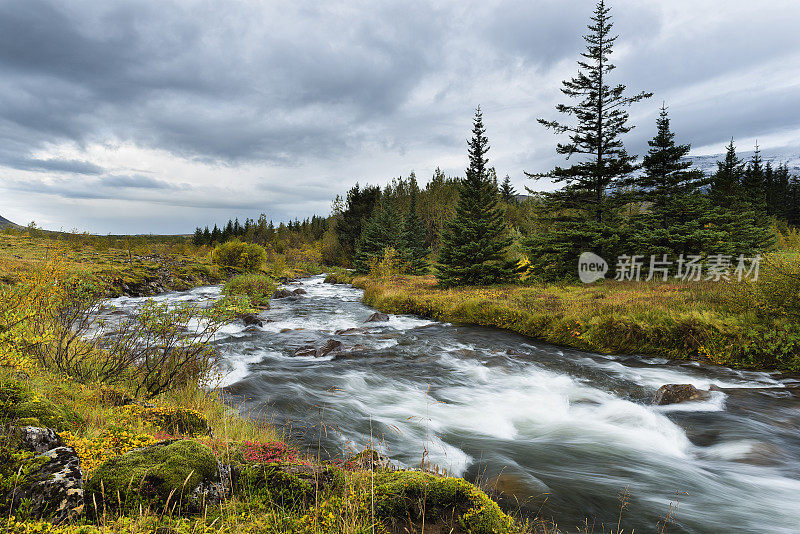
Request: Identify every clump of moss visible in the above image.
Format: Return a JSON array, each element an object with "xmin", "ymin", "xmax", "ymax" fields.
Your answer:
[
  {"xmin": 85, "ymin": 439, "xmax": 219, "ymax": 515},
  {"xmin": 372, "ymin": 471, "xmax": 520, "ymax": 534},
  {"xmin": 0, "ymin": 380, "xmax": 80, "ymax": 432},
  {"xmin": 238, "ymin": 462, "xmax": 344, "ymax": 513}
]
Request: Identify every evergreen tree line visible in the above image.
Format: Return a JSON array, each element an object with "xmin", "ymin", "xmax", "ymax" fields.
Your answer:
[{"xmin": 192, "ymin": 215, "xmax": 327, "ymax": 248}]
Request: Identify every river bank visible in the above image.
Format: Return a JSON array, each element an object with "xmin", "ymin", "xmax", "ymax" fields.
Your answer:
[
  {"xmin": 0, "ymin": 246, "xmax": 531, "ymax": 533},
  {"xmin": 349, "ymin": 273, "xmax": 800, "ymax": 373}
]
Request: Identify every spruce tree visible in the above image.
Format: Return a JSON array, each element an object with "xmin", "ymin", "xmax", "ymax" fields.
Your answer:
[
  {"xmin": 742, "ymin": 144, "xmax": 767, "ymax": 213},
  {"xmin": 436, "ymin": 107, "xmax": 519, "ymax": 287},
  {"xmin": 353, "ymin": 195, "xmax": 401, "ymax": 274},
  {"xmin": 629, "ymin": 105, "xmax": 721, "ymax": 257},
  {"xmin": 500, "ymin": 175, "xmax": 516, "ymax": 203},
  {"xmin": 709, "ymin": 139, "xmax": 745, "ymax": 208},
  {"xmin": 400, "ymin": 173, "xmax": 428, "ymax": 274},
  {"xmin": 192, "ymin": 227, "xmax": 204, "ymax": 246},
  {"xmin": 707, "ymin": 140, "xmax": 774, "ymax": 255},
  {"xmin": 524, "ymin": 0, "xmax": 651, "ymax": 277}
]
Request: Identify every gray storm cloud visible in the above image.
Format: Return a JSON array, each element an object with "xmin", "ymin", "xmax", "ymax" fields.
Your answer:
[{"xmin": 0, "ymin": 0, "xmax": 798, "ymax": 233}]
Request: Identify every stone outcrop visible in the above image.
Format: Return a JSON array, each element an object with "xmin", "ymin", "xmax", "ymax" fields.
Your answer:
[
  {"xmin": 238, "ymin": 313, "xmax": 264, "ymax": 327},
  {"xmin": 10, "ymin": 446, "xmax": 84, "ymax": 523},
  {"xmin": 14, "ymin": 426, "xmax": 64, "ymax": 453}
]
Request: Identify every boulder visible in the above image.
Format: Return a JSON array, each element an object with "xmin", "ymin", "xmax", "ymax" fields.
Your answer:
[
  {"xmin": 10, "ymin": 446, "xmax": 83, "ymax": 523},
  {"xmin": 85, "ymin": 440, "xmax": 220, "ymax": 514},
  {"xmin": 294, "ymin": 347, "xmax": 318, "ymax": 357},
  {"xmin": 652, "ymin": 384, "xmax": 712, "ymax": 405},
  {"xmin": 292, "ymin": 288, "xmax": 307, "ymax": 295},
  {"xmin": 15, "ymin": 426, "xmax": 64, "ymax": 453},
  {"xmin": 272, "ymin": 289, "xmax": 295, "ymax": 299},
  {"xmin": 365, "ymin": 312, "xmax": 390, "ymax": 323},
  {"xmin": 238, "ymin": 313, "xmax": 263, "ymax": 327}
]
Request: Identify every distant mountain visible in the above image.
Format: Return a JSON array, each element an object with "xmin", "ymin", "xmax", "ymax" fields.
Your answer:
[
  {"xmin": 0, "ymin": 215, "xmax": 19, "ymax": 228},
  {"xmin": 687, "ymin": 150, "xmax": 800, "ymax": 176}
]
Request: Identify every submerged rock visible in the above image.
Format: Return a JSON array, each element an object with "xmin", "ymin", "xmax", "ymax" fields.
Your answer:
[
  {"xmin": 10, "ymin": 446, "xmax": 84, "ymax": 523},
  {"xmin": 294, "ymin": 339, "xmax": 346, "ymax": 358},
  {"xmin": 365, "ymin": 312, "xmax": 390, "ymax": 323},
  {"xmin": 334, "ymin": 327, "xmax": 367, "ymax": 335},
  {"xmin": 317, "ymin": 339, "xmax": 344, "ymax": 357},
  {"xmin": 652, "ymin": 384, "xmax": 711, "ymax": 405}
]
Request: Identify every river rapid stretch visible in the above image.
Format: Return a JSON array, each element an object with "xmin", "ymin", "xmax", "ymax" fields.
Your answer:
[{"xmin": 109, "ymin": 275, "xmax": 800, "ymax": 533}]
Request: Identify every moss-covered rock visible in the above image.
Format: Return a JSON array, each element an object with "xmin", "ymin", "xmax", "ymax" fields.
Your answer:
[
  {"xmin": 85, "ymin": 439, "xmax": 220, "ymax": 515},
  {"xmin": 0, "ymin": 380, "xmax": 80, "ymax": 432},
  {"xmin": 372, "ymin": 471, "xmax": 520, "ymax": 534}
]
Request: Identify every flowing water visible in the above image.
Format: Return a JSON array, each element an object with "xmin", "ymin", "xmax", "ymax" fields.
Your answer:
[{"xmin": 108, "ymin": 276, "xmax": 800, "ymax": 533}]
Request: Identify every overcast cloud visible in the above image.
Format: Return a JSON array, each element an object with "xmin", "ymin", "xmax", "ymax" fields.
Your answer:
[{"xmin": 1, "ymin": 0, "xmax": 798, "ymax": 234}]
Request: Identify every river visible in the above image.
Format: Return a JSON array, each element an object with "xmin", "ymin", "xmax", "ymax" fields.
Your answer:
[{"xmin": 108, "ymin": 275, "xmax": 800, "ymax": 533}]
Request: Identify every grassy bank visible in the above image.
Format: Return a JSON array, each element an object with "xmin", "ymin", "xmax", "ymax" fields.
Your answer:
[
  {"xmin": 0, "ymin": 237, "xmax": 536, "ymax": 533},
  {"xmin": 353, "ymin": 258, "xmax": 800, "ymax": 373}
]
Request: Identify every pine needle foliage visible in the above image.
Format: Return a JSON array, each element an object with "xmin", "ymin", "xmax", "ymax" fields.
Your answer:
[
  {"xmin": 436, "ymin": 108, "xmax": 519, "ymax": 287},
  {"xmin": 524, "ymin": 0, "xmax": 651, "ymax": 277},
  {"xmin": 400, "ymin": 174, "xmax": 429, "ymax": 274}
]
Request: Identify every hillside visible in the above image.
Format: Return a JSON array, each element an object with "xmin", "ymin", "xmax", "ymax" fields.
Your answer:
[{"xmin": 0, "ymin": 214, "xmax": 18, "ymax": 228}]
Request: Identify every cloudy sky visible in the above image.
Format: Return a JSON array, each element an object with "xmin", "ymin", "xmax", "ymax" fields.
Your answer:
[{"xmin": 1, "ymin": 0, "xmax": 799, "ymax": 234}]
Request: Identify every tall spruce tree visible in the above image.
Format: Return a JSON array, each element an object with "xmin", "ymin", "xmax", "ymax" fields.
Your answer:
[
  {"xmin": 400, "ymin": 173, "xmax": 428, "ymax": 274},
  {"xmin": 436, "ymin": 107, "xmax": 519, "ymax": 287},
  {"xmin": 709, "ymin": 139, "xmax": 745, "ymax": 208},
  {"xmin": 524, "ymin": 0, "xmax": 651, "ymax": 277},
  {"xmin": 629, "ymin": 104, "xmax": 722, "ymax": 256},
  {"xmin": 500, "ymin": 175, "xmax": 516, "ymax": 202},
  {"xmin": 742, "ymin": 144, "xmax": 767, "ymax": 213},
  {"xmin": 636, "ymin": 104, "xmax": 705, "ymax": 220}
]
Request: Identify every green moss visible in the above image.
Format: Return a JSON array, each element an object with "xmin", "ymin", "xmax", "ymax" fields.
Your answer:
[
  {"xmin": 372, "ymin": 471, "xmax": 519, "ymax": 534},
  {"xmin": 0, "ymin": 380, "xmax": 80, "ymax": 431},
  {"xmin": 237, "ymin": 462, "xmax": 344, "ymax": 513},
  {"xmin": 85, "ymin": 439, "xmax": 218, "ymax": 514}
]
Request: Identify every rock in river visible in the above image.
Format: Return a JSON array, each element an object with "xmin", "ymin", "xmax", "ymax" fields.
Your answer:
[
  {"xmin": 652, "ymin": 383, "xmax": 712, "ymax": 405},
  {"xmin": 238, "ymin": 313, "xmax": 263, "ymax": 327},
  {"xmin": 365, "ymin": 312, "xmax": 390, "ymax": 323}
]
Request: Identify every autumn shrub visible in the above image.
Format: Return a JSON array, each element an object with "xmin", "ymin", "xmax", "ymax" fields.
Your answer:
[
  {"xmin": 223, "ymin": 273, "xmax": 277, "ymax": 307},
  {"xmin": 212, "ymin": 240, "xmax": 266, "ymax": 271},
  {"xmin": 100, "ymin": 299, "xmax": 237, "ymax": 398},
  {"xmin": 724, "ymin": 251, "xmax": 800, "ymax": 319}
]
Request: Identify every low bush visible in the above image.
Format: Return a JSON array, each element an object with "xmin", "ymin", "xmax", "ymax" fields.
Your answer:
[
  {"xmin": 212, "ymin": 240, "xmax": 266, "ymax": 272},
  {"xmin": 222, "ymin": 273, "xmax": 277, "ymax": 307}
]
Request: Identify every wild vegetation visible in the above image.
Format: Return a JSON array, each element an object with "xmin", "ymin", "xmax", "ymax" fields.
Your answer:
[{"xmin": 1, "ymin": 240, "xmax": 538, "ymax": 533}]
